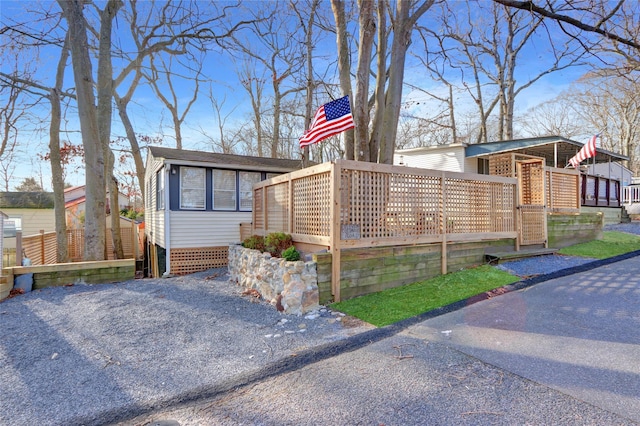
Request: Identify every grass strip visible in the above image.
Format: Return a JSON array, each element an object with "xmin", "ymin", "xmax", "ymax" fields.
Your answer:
[
  {"xmin": 558, "ymin": 231, "xmax": 640, "ymax": 259},
  {"xmin": 331, "ymin": 265, "xmax": 518, "ymax": 327}
]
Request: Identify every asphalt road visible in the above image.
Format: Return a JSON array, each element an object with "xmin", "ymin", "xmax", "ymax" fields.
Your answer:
[{"xmin": 121, "ymin": 255, "xmax": 640, "ymax": 426}]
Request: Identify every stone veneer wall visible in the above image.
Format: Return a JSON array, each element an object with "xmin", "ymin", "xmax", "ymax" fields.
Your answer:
[{"xmin": 228, "ymin": 244, "xmax": 320, "ymax": 315}]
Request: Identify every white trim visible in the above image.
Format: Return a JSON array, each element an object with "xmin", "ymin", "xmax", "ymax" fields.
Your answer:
[{"xmin": 164, "ymin": 167, "xmax": 171, "ymax": 276}]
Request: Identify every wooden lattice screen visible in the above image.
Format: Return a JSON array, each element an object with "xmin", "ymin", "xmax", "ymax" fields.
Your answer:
[
  {"xmin": 253, "ymin": 160, "xmax": 517, "ymax": 245},
  {"xmin": 170, "ymin": 246, "xmax": 228, "ymax": 275},
  {"xmin": 546, "ymin": 168, "xmax": 580, "ymax": 213}
]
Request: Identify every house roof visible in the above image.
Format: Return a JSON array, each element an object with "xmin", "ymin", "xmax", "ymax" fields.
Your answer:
[
  {"xmin": 0, "ymin": 192, "xmax": 55, "ymax": 209},
  {"xmin": 148, "ymin": 146, "xmax": 305, "ymax": 172},
  {"xmin": 465, "ymin": 136, "xmax": 628, "ymax": 165}
]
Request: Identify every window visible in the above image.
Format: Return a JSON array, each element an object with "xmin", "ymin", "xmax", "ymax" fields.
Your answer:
[
  {"xmin": 156, "ymin": 170, "xmax": 165, "ymax": 210},
  {"xmin": 239, "ymin": 171, "xmax": 262, "ymax": 211},
  {"xmin": 478, "ymin": 158, "xmax": 490, "ymax": 175},
  {"xmin": 212, "ymin": 169, "xmax": 236, "ymax": 210},
  {"xmin": 180, "ymin": 167, "xmax": 206, "ymax": 209}
]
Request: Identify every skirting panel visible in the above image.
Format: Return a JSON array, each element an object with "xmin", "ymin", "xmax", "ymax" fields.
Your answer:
[{"xmin": 170, "ymin": 246, "xmax": 229, "ymax": 275}]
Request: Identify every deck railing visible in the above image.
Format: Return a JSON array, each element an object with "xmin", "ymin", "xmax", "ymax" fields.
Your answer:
[
  {"xmin": 581, "ymin": 174, "xmax": 620, "ymax": 207},
  {"xmin": 623, "ymin": 185, "xmax": 640, "ymax": 205},
  {"xmin": 252, "ymin": 160, "xmax": 519, "ymax": 301}
]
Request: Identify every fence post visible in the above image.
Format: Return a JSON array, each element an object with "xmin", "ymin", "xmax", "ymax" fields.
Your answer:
[
  {"xmin": 16, "ymin": 231, "xmax": 22, "ymax": 266},
  {"xmin": 40, "ymin": 230, "xmax": 45, "ymax": 265}
]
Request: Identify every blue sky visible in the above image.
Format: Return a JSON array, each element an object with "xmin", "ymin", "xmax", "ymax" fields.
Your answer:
[{"xmin": 1, "ymin": 0, "xmax": 596, "ymax": 192}]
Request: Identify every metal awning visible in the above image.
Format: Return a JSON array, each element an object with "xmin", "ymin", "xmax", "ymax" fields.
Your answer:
[{"xmin": 465, "ymin": 136, "xmax": 628, "ymax": 167}]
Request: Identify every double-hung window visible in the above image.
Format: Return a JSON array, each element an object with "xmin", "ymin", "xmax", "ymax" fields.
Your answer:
[
  {"xmin": 180, "ymin": 167, "xmax": 206, "ymax": 210},
  {"xmin": 212, "ymin": 169, "xmax": 236, "ymax": 210},
  {"xmin": 156, "ymin": 170, "xmax": 165, "ymax": 210},
  {"xmin": 239, "ymin": 171, "xmax": 261, "ymax": 211}
]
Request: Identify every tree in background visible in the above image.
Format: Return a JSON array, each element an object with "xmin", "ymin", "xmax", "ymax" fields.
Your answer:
[{"xmin": 14, "ymin": 177, "xmax": 44, "ymax": 192}]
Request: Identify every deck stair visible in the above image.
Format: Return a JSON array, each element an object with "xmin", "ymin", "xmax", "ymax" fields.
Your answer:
[{"xmin": 485, "ymin": 247, "xmax": 558, "ymax": 264}]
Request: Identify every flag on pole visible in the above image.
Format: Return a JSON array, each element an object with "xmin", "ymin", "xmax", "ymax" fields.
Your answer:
[
  {"xmin": 568, "ymin": 134, "xmax": 598, "ymax": 168},
  {"xmin": 299, "ymin": 95, "xmax": 355, "ymax": 149}
]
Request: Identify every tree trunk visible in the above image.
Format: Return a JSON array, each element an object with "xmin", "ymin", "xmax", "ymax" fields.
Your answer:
[
  {"xmin": 330, "ymin": 0, "xmax": 355, "ymax": 160},
  {"xmin": 354, "ymin": 0, "xmax": 375, "ymax": 161},
  {"xmin": 58, "ymin": 0, "xmax": 106, "ymax": 261},
  {"xmin": 97, "ymin": 0, "xmax": 123, "ymax": 260},
  {"xmin": 115, "ymin": 94, "xmax": 146, "ymax": 203},
  {"xmin": 370, "ymin": 0, "xmax": 387, "ymax": 162},
  {"xmin": 49, "ymin": 36, "xmax": 70, "ymax": 263}
]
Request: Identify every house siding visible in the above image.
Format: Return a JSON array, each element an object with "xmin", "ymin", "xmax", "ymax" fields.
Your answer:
[
  {"xmin": 169, "ymin": 210, "xmax": 252, "ymax": 248},
  {"xmin": 395, "ymin": 146, "xmax": 467, "ymax": 172},
  {"xmin": 145, "ymin": 153, "xmax": 165, "ymax": 248},
  {"xmin": 2, "ymin": 208, "xmax": 55, "ymax": 236}
]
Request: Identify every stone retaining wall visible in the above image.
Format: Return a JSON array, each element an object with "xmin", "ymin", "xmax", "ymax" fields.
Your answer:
[{"xmin": 228, "ymin": 244, "xmax": 320, "ymax": 315}]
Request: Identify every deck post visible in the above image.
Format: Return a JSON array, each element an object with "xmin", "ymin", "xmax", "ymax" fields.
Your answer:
[
  {"xmin": 440, "ymin": 171, "xmax": 447, "ymax": 275},
  {"xmin": 330, "ymin": 160, "xmax": 342, "ymax": 302}
]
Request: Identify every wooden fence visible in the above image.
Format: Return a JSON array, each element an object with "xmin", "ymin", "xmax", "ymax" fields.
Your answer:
[
  {"xmin": 252, "ymin": 160, "xmax": 518, "ymax": 301},
  {"xmin": 19, "ymin": 226, "xmax": 142, "ymax": 266}
]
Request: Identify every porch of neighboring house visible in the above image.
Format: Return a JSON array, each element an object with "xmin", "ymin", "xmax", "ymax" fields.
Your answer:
[
  {"xmin": 622, "ymin": 185, "xmax": 640, "ymax": 220},
  {"xmin": 249, "ymin": 158, "xmax": 587, "ymax": 303}
]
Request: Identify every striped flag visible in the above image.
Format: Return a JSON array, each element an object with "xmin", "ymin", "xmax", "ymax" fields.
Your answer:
[
  {"xmin": 299, "ymin": 95, "xmax": 354, "ymax": 148},
  {"xmin": 569, "ymin": 135, "xmax": 598, "ymax": 168}
]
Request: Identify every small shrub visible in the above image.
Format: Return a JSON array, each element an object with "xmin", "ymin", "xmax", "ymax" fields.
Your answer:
[
  {"xmin": 265, "ymin": 232, "xmax": 293, "ymax": 257},
  {"xmin": 242, "ymin": 235, "xmax": 266, "ymax": 252},
  {"xmin": 282, "ymin": 246, "xmax": 301, "ymax": 261}
]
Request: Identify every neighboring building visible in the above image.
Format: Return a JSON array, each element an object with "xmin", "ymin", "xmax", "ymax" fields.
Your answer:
[
  {"xmin": 0, "ymin": 192, "xmax": 55, "ymax": 250},
  {"xmin": 394, "ymin": 136, "xmax": 628, "ymax": 174},
  {"xmin": 394, "ymin": 136, "xmax": 630, "ymax": 224},
  {"xmin": 145, "ymin": 146, "xmax": 304, "ymax": 277},
  {"xmin": 65, "ymin": 185, "xmax": 129, "ymax": 228}
]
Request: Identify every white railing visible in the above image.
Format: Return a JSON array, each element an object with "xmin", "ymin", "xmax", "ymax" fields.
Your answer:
[{"xmin": 623, "ymin": 185, "xmax": 640, "ymax": 205}]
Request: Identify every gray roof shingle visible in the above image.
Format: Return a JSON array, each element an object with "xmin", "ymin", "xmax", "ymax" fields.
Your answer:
[{"xmin": 148, "ymin": 146, "xmax": 305, "ymax": 171}]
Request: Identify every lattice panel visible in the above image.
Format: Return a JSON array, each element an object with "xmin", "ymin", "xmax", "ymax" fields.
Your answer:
[
  {"xmin": 293, "ymin": 171, "xmax": 331, "ymax": 237},
  {"xmin": 519, "ymin": 205, "xmax": 546, "ymax": 245},
  {"xmin": 489, "ymin": 154, "xmax": 515, "ymax": 177},
  {"xmin": 170, "ymin": 246, "xmax": 229, "ymax": 275},
  {"xmin": 518, "ymin": 161, "xmax": 545, "ymax": 205},
  {"xmin": 266, "ymin": 182, "xmax": 289, "ymax": 232},
  {"xmin": 253, "ymin": 187, "xmax": 264, "ymax": 231},
  {"xmin": 546, "ymin": 170, "xmax": 579, "ymax": 213}
]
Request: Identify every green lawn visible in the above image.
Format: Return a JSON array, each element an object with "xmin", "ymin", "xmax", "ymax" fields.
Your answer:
[
  {"xmin": 331, "ymin": 230, "xmax": 640, "ymax": 327},
  {"xmin": 558, "ymin": 231, "xmax": 640, "ymax": 259},
  {"xmin": 331, "ymin": 265, "xmax": 519, "ymax": 327}
]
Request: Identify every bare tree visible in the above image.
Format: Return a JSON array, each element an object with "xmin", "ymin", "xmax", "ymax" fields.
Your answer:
[
  {"xmin": 199, "ymin": 87, "xmax": 242, "ymax": 154},
  {"xmin": 145, "ymin": 52, "xmax": 203, "ymax": 150},
  {"xmin": 57, "ymin": 0, "xmax": 107, "ymax": 261},
  {"xmin": 570, "ymin": 73, "xmax": 640, "ymax": 174},
  {"xmin": 225, "ymin": 1, "xmax": 306, "ymax": 158},
  {"xmin": 494, "ymin": 0, "xmax": 640, "ymax": 71}
]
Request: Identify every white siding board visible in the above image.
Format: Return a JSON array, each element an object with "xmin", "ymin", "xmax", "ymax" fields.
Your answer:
[
  {"xmin": 397, "ymin": 146, "xmax": 466, "ymax": 172},
  {"xmin": 2, "ymin": 209, "xmax": 55, "ymax": 236},
  {"xmin": 169, "ymin": 211, "xmax": 252, "ymax": 248}
]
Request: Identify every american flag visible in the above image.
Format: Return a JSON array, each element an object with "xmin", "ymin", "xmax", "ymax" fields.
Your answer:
[
  {"xmin": 569, "ymin": 135, "xmax": 598, "ymax": 168},
  {"xmin": 299, "ymin": 95, "xmax": 355, "ymax": 148}
]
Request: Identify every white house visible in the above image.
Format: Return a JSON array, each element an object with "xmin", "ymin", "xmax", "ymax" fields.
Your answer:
[
  {"xmin": 394, "ymin": 136, "xmax": 630, "ymax": 223},
  {"xmin": 145, "ymin": 146, "xmax": 304, "ymax": 277}
]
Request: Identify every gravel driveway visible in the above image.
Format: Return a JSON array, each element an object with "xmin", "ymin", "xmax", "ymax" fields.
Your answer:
[{"xmin": 0, "ymin": 268, "xmax": 373, "ymax": 426}]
